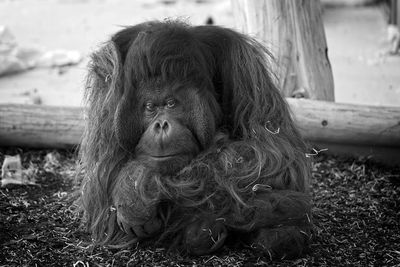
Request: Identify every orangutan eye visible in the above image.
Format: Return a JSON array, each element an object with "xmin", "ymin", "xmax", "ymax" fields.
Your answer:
[
  {"xmin": 166, "ymin": 98, "xmax": 176, "ymax": 108},
  {"xmin": 145, "ymin": 102, "xmax": 155, "ymax": 112}
]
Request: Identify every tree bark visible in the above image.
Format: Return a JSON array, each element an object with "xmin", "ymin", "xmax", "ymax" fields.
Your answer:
[
  {"xmin": 232, "ymin": 0, "xmax": 335, "ymax": 101},
  {"xmin": 287, "ymin": 98, "xmax": 400, "ymax": 147},
  {"xmin": 0, "ymin": 104, "xmax": 84, "ymax": 148}
]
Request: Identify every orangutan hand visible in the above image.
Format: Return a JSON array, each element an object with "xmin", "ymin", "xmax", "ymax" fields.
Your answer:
[
  {"xmin": 115, "ymin": 201, "xmax": 161, "ymax": 238},
  {"xmin": 112, "ymin": 163, "xmax": 162, "ymax": 238},
  {"xmin": 184, "ymin": 217, "xmax": 227, "ymax": 255}
]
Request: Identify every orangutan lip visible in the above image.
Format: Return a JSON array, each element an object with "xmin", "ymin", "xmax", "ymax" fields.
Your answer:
[{"xmin": 150, "ymin": 154, "xmax": 178, "ymax": 160}]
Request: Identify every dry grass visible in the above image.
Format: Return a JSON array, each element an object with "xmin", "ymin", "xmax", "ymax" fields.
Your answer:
[{"xmin": 0, "ymin": 148, "xmax": 399, "ymax": 266}]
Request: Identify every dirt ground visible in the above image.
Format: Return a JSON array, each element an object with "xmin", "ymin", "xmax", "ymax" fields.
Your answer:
[
  {"xmin": 0, "ymin": 0, "xmax": 399, "ymax": 107},
  {"xmin": 0, "ymin": 149, "xmax": 399, "ymax": 266}
]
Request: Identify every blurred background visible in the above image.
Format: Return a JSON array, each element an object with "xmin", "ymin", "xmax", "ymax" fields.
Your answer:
[{"xmin": 0, "ymin": 0, "xmax": 399, "ymax": 107}]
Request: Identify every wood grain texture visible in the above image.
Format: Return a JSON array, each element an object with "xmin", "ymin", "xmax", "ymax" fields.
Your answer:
[
  {"xmin": 231, "ymin": 0, "xmax": 335, "ymax": 101},
  {"xmin": 0, "ymin": 104, "xmax": 84, "ymax": 148},
  {"xmin": 1, "ymin": 101, "xmax": 399, "ymax": 148},
  {"xmin": 287, "ymin": 98, "xmax": 400, "ymax": 147}
]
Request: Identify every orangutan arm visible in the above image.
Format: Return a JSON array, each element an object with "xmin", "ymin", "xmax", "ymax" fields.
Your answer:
[{"xmin": 112, "ymin": 161, "xmax": 162, "ymax": 238}]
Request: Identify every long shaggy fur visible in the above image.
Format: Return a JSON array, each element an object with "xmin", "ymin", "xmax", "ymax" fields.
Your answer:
[{"xmin": 79, "ymin": 20, "xmax": 312, "ymax": 258}]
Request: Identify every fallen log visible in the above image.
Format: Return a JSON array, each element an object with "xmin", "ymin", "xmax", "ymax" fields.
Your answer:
[
  {"xmin": 0, "ymin": 104, "xmax": 84, "ymax": 148},
  {"xmin": 0, "ymin": 99, "xmax": 399, "ymax": 149},
  {"xmin": 287, "ymin": 98, "xmax": 400, "ymax": 147}
]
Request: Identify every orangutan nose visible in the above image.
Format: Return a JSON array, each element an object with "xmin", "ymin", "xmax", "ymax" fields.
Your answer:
[
  {"xmin": 151, "ymin": 118, "xmax": 173, "ymax": 145},
  {"xmin": 153, "ymin": 119, "xmax": 170, "ymax": 135}
]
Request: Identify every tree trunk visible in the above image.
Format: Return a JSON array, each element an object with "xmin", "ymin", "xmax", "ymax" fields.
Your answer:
[{"xmin": 232, "ymin": 0, "xmax": 335, "ymax": 101}]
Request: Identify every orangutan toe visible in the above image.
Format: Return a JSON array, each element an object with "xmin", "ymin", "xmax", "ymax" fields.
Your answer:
[{"xmin": 184, "ymin": 218, "xmax": 227, "ymax": 255}]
